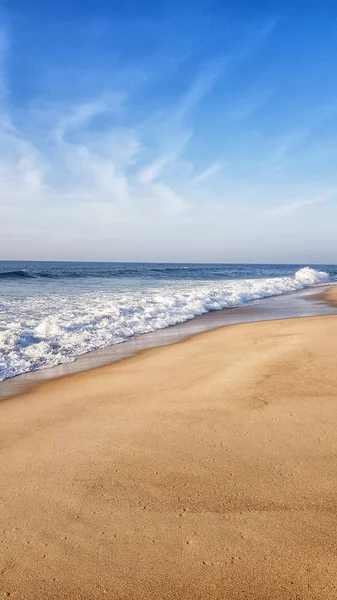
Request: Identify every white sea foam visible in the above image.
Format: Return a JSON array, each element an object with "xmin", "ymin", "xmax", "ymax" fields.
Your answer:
[{"xmin": 0, "ymin": 267, "xmax": 329, "ymax": 381}]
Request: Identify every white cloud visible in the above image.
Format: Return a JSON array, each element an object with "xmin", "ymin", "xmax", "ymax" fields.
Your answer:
[
  {"xmin": 261, "ymin": 191, "xmax": 335, "ymax": 220},
  {"xmin": 2, "ymin": 14, "xmax": 337, "ymax": 261},
  {"xmin": 0, "ymin": 58, "xmax": 219, "ymax": 237},
  {"xmin": 138, "ymin": 156, "xmax": 171, "ymax": 184},
  {"xmin": 53, "ymin": 93, "xmax": 126, "ymax": 143},
  {"xmin": 193, "ymin": 161, "xmax": 224, "ymax": 183},
  {"xmin": 176, "ymin": 61, "xmax": 223, "ymax": 120}
]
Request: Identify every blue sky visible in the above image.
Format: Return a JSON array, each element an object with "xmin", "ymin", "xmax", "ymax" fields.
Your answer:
[{"xmin": 0, "ymin": 0, "xmax": 336, "ymax": 262}]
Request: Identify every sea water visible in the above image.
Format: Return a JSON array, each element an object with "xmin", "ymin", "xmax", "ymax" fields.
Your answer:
[{"xmin": 0, "ymin": 261, "xmax": 335, "ymax": 381}]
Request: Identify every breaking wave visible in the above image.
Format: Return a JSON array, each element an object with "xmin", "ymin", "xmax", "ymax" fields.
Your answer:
[{"xmin": 0, "ymin": 267, "xmax": 330, "ymax": 381}]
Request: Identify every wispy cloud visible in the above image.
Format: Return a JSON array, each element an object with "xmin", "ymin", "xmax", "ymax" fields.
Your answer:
[
  {"xmin": 2, "ymin": 7, "xmax": 337, "ymax": 261},
  {"xmin": 53, "ymin": 95, "xmax": 126, "ymax": 143},
  {"xmin": 0, "ymin": 55, "xmax": 219, "ymax": 221},
  {"xmin": 176, "ymin": 60, "xmax": 224, "ymax": 120},
  {"xmin": 226, "ymin": 89, "xmax": 273, "ymax": 121},
  {"xmin": 193, "ymin": 161, "xmax": 224, "ymax": 183},
  {"xmin": 0, "ymin": 12, "xmax": 277, "ymax": 222},
  {"xmin": 262, "ymin": 193, "xmax": 334, "ymax": 220},
  {"xmin": 138, "ymin": 156, "xmax": 171, "ymax": 184}
]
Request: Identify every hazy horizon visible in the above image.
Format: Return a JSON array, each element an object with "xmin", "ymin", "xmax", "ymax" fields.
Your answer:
[{"xmin": 1, "ymin": 259, "xmax": 337, "ymax": 266}]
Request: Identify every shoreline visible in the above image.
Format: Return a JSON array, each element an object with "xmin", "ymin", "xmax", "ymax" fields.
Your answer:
[
  {"xmin": 1, "ymin": 298, "xmax": 337, "ymax": 598},
  {"xmin": 1, "ymin": 283, "xmax": 336, "ymax": 401},
  {"xmin": 319, "ymin": 285, "xmax": 337, "ymax": 307}
]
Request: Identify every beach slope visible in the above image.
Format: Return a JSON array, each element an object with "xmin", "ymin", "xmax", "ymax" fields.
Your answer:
[{"xmin": 0, "ymin": 312, "xmax": 337, "ymax": 599}]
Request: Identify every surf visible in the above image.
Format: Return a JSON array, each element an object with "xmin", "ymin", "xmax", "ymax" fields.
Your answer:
[{"xmin": 0, "ymin": 266, "xmax": 331, "ymax": 381}]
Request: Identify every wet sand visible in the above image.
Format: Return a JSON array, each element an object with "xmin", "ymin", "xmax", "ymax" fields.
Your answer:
[
  {"xmin": 321, "ymin": 286, "xmax": 337, "ymax": 307},
  {"xmin": 1, "ymin": 283, "xmax": 336, "ymax": 400},
  {"xmin": 1, "ymin": 293, "xmax": 337, "ymax": 599}
]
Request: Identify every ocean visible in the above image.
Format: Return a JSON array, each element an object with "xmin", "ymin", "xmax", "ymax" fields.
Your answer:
[{"xmin": 0, "ymin": 261, "xmax": 335, "ymax": 382}]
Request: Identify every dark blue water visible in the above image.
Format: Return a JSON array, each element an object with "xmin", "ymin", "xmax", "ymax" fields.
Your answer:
[{"xmin": 1, "ymin": 260, "xmax": 337, "ymax": 282}]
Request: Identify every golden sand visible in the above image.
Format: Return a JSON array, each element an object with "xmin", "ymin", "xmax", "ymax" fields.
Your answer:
[{"xmin": 1, "ymin": 297, "xmax": 337, "ymax": 599}]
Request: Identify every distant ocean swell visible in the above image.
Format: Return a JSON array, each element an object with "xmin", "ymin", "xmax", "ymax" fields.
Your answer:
[
  {"xmin": 0, "ymin": 267, "xmax": 200, "ymax": 280},
  {"xmin": 0, "ymin": 270, "xmax": 36, "ymax": 279},
  {"xmin": 0, "ymin": 267, "xmax": 330, "ymax": 381},
  {"xmin": 0, "ymin": 267, "xmax": 188, "ymax": 280},
  {"xmin": 2, "ymin": 264, "xmax": 332, "ymax": 281},
  {"xmin": 0, "ymin": 269, "xmax": 81, "ymax": 279}
]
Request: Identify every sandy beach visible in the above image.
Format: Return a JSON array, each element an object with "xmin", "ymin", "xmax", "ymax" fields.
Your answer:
[
  {"xmin": 1, "ymin": 295, "xmax": 337, "ymax": 599},
  {"xmin": 2, "ymin": 0, "xmax": 337, "ymax": 595}
]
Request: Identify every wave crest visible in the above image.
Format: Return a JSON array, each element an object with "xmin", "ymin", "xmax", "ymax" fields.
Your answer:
[
  {"xmin": 0, "ymin": 266, "xmax": 330, "ymax": 381},
  {"xmin": 0, "ymin": 270, "xmax": 34, "ymax": 279},
  {"xmin": 293, "ymin": 267, "xmax": 329, "ymax": 286}
]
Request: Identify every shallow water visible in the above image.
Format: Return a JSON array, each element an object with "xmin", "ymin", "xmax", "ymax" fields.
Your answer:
[
  {"xmin": 0, "ymin": 261, "xmax": 335, "ymax": 385},
  {"xmin": 1, "ymin": 281, "xmax": 336, "ymax": 400}
]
